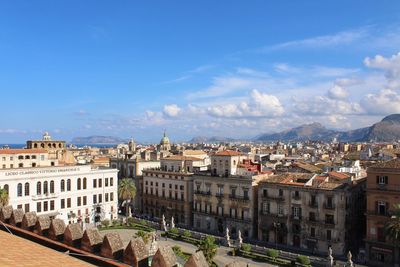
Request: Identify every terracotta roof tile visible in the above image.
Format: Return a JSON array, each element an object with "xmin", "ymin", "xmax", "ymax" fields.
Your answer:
[
  {"xmin": 213, "ymin": 150, "xmax": 242, "ymax": 156},
  {"xmin": 0, "ymin": 230, "xmax": 93, "ymax": 267}
]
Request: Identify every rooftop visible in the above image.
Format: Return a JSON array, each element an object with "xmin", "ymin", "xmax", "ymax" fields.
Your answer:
[
  {"xmin": 370, "ymin": 159, "xmax": 400, "ymax": 169},
  {"xmin": 213, "ymin": 150, "xmax": 242, "ymax": 156},
  {"xmin": 0, "ymin": 149, "xmax": 48, "ymax": 155},
  {"xmin": 0, "ymin": 230, "xmax": 93, "ymax": 267}
]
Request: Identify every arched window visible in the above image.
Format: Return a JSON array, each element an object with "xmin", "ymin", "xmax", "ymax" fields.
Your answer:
[
  {"xmin": 24, "ymin": 182, "xmax": 30, "ymax": 196},
  {"xmin": 37, "ymin": 182, "xmax": 41, "ymax": 195},
  {"xmin": 50, "ymin": 181, "xmax": 54, "ymax": 194},
  {"xmin": 3, "ymin": 184, "xmax": 9, "ymax": 194},
  {"xmin": 67, "ymin": 179, "xmax": 71, "ymax": 191},
  {"xmin": 43, "ymin": 181, "xmax": 48, "ymax": 194},
  {"xmin": 83, "ymin": 177, "xmax": 87, "ymax": 190},
  {"xmin": 34, "ymin": 143, "xmax": 38, "ymax": 148},
  {"xmin": 77, "ymin": 178, "xmax": 81, "ymax": 190},
  {"xmin": 61, "ymin": 179, "xmax": 65, "ymax": 192},
  {"xmin": 17, "ymin": 183, "xmax": 22, "ymax": 197}
]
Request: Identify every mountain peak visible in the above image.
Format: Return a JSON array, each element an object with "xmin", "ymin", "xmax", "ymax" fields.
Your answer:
[{"xmin": 381, "ymin": 114, "xmax": 400, "ymax": 123}]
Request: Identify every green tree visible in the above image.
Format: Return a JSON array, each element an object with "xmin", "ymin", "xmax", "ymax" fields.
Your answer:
[
  {"xmin": 118, "ymin": 178, "xmax": 137, "ymax": 218},
  {"xmin": 0, "ymin": 187, "xmax": 9, "ymax": 208},
  {"xmin": 266, "ymin": 248, "xmax": 279, "ymax": 261},
  {"xmin": 386, "ymin": 203, "xmax": 400, "ymax": 243},
  {"xmin": 197, "ymin": 235, "xmax": 218, "ymax": 265}
]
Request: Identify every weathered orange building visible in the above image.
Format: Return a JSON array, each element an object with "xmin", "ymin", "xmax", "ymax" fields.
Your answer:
[{"xmin": 366, "ymin": 160, "xmax": 400, "ymax": 266}]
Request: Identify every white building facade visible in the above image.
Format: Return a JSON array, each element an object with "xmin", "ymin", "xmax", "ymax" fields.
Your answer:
[{"xmin": 0, "ymin": 165, "xmax": 118, "ymax": 227}]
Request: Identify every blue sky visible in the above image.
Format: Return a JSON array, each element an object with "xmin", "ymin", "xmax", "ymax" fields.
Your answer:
[{"xmin": 1, "ymin": 1, "xmax": 400, "ymax": 143}]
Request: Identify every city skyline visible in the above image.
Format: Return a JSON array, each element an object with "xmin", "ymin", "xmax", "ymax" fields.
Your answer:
[{"xmin": 1, "ymin": 1, "xmax": 400, "ymax": 142}]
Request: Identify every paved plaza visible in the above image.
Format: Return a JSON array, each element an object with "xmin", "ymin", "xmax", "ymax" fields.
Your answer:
[{"xmin": 100, "ymin": 228, "xmax": 275, "ymax": 267}]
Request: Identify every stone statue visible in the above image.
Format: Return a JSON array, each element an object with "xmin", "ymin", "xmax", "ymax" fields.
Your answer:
[
  {"xmin": 346, "ymin": 251, "xmax": 354, "ymax": 267},
  {"xmin": 171, "ymin": 216, "xmax": 175, "ymax": 229},
  {"xmin": 327, "ymin": 246, "xmax": 334, "ymax": 267},
  {"xmin": 238, "ymin": 230, "xmax": 243, "ymax": 248},
  {"xmin": 225, "ymin": 227, "xmax": 231, "ymax": 247},
  {"xmin": 161, "ymin": 214, "xmax": 167, "ymax": 232}
]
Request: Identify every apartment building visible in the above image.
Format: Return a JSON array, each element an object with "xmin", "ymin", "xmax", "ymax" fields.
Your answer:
[
  {"xmin": 366, "ymin": 159, "xmax": 400, "ymax": 266},
  {"xmin": 258, "ymin": 172, "xmax": 365, "ymax": 257},
  {"xmin": 192, "ymin": 152, "xmax": 268, "ymax": 239},
  {"xmin": 0, "ymin": 149, "xmax": 57, "ymax": 169},
  {"xmin": 141, "ymin": 155, "xmax": 204, "ymax": 226}
]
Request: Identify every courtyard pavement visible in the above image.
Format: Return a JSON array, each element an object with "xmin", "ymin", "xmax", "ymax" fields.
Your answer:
[{"xmin": 100, "ymin": 228, "xmax": 276, "ymax": 267}]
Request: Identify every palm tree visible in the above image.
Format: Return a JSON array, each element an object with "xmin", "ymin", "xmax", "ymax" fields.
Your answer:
[
  {"xmin": 386, "ymin": 203, "xmax": 400, "ymax": 243},
  {"xmin": 197, "ymin": 235, "xmax": 218, "ymax": 265},
  {"xmin": 118, "ymin": 178, "xmax": 136, "ymax": 218},
  {"xmin": 0, "ymin": 187, "xmax": 9, "ymax": 208}
]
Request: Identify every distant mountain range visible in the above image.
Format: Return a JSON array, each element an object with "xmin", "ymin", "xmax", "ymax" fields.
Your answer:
[
  {"xmin": 71, "ymin": 136, "xmax": 128, "ymax": 144},
  {"xmin": 255, "ymin": 114, "xmax": 400, "ymax": 142},
  {"xmin": 188, "ymin": 136, "xmax": 237, "ymax": 143}
]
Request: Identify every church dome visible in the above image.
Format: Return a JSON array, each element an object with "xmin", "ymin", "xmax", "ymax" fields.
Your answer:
[{"xmin": 160, "ymin": 131, "xmax": 170, "ymax": 145}]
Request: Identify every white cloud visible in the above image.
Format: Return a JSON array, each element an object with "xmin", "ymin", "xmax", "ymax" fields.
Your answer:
[
  {"xmin": 327, "ymin": 85, "xmax": 349, "ymax": 99},
  {"xmin": 206, "ymin": 89, "xmax": 284, "ymax": 118},
  {"xmin": 163, "ymin": 104, "xmax": 181, "ymax": 117},
  {"xmin": 262, "ymin": 28, "xmax": 368, "ymax": 51},
  {"xmin": 361, "ymin": 89, "xmax": 400, "ymax": 115},
  {"xmin": 293, "ymin": 95, "xmax": 362, "ymax": 116},
  {"xmin": 364, "ymin": 52, "xmax": 400, "ymax": 89}
]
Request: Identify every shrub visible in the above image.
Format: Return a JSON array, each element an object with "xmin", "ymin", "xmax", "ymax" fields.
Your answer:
[
  {"xmin": 266, "ymin": 248, "xmax": 279, "ymax": 259},
  {"xmin": 139, "ymin": 219, "xmax": 147, "ymax": 226},
  {"xmin": 241, "ymin": 243, "xmax": 251, "ymax": 253},
  {"xmin": 112, "ymin": 219, "xmax": 120, "ymax": 226},
  {"xmin": 183, "ymin": 230, "xmax": 192, "ymax": 238},
  {"xmin": 127, "ymin": 217, "xmax": 135, "ymax": 226},
  {"xmin": 101, "ymin": 219, "xmax": 110, "ymax": 228},
  {"xmin": 169, "ymin": 227, "xmax": 179, "ymax": 235},
  {"xmin": 296, "ymin": 255, "xmax": 311, "ymax": 265}
]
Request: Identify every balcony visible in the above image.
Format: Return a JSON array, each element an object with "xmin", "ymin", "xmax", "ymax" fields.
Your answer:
[
  {"xmin": 32, "ymin": 193, "xmax": 58, "ymax": 201},
  {"xmin": 323, "ymin": 203, "xmax": 336, "ymax": 210},
  {"xmin": 194, "ymin": 190, "xmax": 211, "ymax": 196},
  {"xmin": 263, "ymin": 195, "xmax": 285, "ymax": 202},
  {"xmin": 215, "ymin": 193, "xmax": 224, "ymax": 198},
  {"xmin": 292, "ymin": 194, "xmax": 301, "ymax": 201},
  {"xmin": 308, "ymin": 201, "xmax": 318, "ymax": 208},
  {"xmin": 325, "ymin": 220, "xmax": 335, "ymax": 227},
  {"xmin": 291, "ymin": 215, "xmax": 302, "ymax": 221},
  {"xmin": 229, "ymin": 195, "xmax": 250, "ymax": 203}
]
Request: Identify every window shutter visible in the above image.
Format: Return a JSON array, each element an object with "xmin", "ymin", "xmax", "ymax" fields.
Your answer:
[
  {"xmin": 376, "ymin": 176, "xmax": 379, "ymax": 184},
  {"xmin": 385, "ymin": 176, "xmax": 388, "ymax": 184},
  {"xmin": 375, "ymin": 201, "xmax": 378, "ymax": 213}
]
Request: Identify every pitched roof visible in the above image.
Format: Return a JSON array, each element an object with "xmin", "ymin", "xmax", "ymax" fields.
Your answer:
[
  {"xmin": 50, "ymin": 219, "xmax": 66, "ymax": 235},
  {"xmin": 103, "ymin": 233, "xmax": 124, "ymax": 253},
  {"xmin": 65, "ymin": 223, "xmax": 83, "ymax": 240},
  {"xmin": 151, "ymin": 246, "xmax": 177, "ymax": 267},
  {"xmin": 22, "ymin": 211, "xmax": 37, "ymax": 228},
  {"xmin": 36, "ymin": 215, "xmax": 51, "ymax": 230},
  {"xmin": 370, "ymin": 159, "xmax": 400, "ymax": 169},
  {"xmin": 184, "ymin": 251, "xmax": 208, "ymax": 267},
  {"xmin": 328, "ymin": 171, "xmax": 351, "ymax": 180},
  {"xmin": 0, "ymin": 205, "xmax": 13, "ymax": 220},
  {"xmin": 125, "ymin": 237, "xmax": 149, "ymax": 261},
  {"xmin": 83, "ymin": 228, "xmax": 103, "ymax": 246}
]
